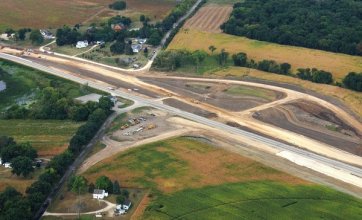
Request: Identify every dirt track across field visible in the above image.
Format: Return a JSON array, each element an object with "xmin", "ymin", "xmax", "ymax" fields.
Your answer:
[{"xmin": 184, "ymin": 4, "xmax": 233, "ymax": 33}]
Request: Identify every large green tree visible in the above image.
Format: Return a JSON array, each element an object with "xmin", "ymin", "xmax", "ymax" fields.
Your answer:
[
  {"xmin": 11, "ymin": 156, "xmax": 34, "ymax": 177},
  {"xmin": 95, "ymin": 176, "xmax": 113, "ymax": 193}
]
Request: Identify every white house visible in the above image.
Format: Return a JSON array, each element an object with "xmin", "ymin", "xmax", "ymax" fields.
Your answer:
[
  {"xmin": 131, "ymin": 44, "xmax": 142, "ymax": 53},
  {"xmin": 76, "ymin": 40, "xmax": 88, "ymax": 49},
  {"xmin": 0, "ymin": 33, "xmax": 15, "ymax": 41},
  {"xmin": 40, "ymin": 29, "xmax": 55, "ymax": 39},
  {"xmin": 122, "ymin": 200, "xmax": 132, "ymax": 210},
  {"xmin": 4, "ymin": 162, "xmax": 11, "ymax": 168},
  {"xmin": 138, "ymin": 38, "xmax": 147, "ymax": 44},
  {"xmin": 93, "ymin": 189, "xmax": 108, "ymax": 199}
]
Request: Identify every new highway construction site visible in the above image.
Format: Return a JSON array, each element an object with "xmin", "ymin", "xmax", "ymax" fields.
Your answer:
[{"xmin": 0, "ymin": 47, "xmax": 361, "ymax": 198}]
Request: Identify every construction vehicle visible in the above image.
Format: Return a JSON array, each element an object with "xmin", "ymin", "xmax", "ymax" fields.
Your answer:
[{"xmin": 147, "ymin": 124, "xmax": 156, "ymax": 130}]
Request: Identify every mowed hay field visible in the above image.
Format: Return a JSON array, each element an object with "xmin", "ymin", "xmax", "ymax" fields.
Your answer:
[
  {"xmin": 0, "ymin": 120, "xmax": 82, "ymax": 158},
  {"xmin": 83, "ymin": 137, "xmax": 362, "ymax": 219},
  {"xmin": 0, "ymin": 0, "xmax": 115, "ymax": 31},
  {"xmin": 184, "ymin": 4, "xmax": 233, "ymax": 33},
  {"xmin": 169, "ymin": 29, "xmax": 362, "ymax": 81}
]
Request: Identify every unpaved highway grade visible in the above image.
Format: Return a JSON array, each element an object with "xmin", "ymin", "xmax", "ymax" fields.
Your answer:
[{"xmin": 0, "ymin": 51, "xmax": 361, "ymax": 190}]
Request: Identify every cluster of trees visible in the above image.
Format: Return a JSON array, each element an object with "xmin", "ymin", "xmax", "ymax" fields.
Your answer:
[
  {"xmin": 0, "ymin": 136, "xmax": 38, "ymax": 177},
  {"xmin": 4, "ymin": 28, "xmax": 43, "ymax": 45},
  {"xmin": 343, "ymin": 72, "xmax": 362, "ymax": 92},
  {"xmin": 296, "ymin": 68, "xmax": 333, "ymax": 84},
  {"xmin": 67, "ymin": 175, "xmax": 129, "ymax": 203},
  {"xmin": 153, "ymin": 49, "xmax": 207, "ymax": 71},
  {"xmin": 221, "ymin": 0, "xmax": 362, "ymax": 55},
  {"xmin": 0, "ymin": 187, "xmax": 32, "ymax": 219},
  {"xmin": 0, "ymin": 95, "xmax": 113, "ymax": 218},
  {"xmin": 232, "ymin": 52, "xmax": 291, "ymax": 75},
  {"xmin": 3, "ymin": 87, "xmax": 112, "ymax": 121},
  {"xmin": 109, "ymin": 1, "xmax": 126, "ymax": 10}
]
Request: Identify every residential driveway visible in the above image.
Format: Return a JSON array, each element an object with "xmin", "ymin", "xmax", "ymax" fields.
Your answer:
[{"xmin": 43, "ymin": 199, "xmax": 116, "ymax": 217}]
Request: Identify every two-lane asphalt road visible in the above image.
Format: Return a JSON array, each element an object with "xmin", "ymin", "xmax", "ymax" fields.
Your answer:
[{"xmin": 1, "ymin": 52, "xmax": 361, "ymax": 189}]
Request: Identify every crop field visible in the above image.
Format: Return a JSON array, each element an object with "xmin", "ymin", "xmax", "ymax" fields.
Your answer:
[
  {"xmin": 83, "ymin": 137, "xmax": 362, "ymax": 219},
  {"xmin": 83, "ymin": 137, "xmax": 306, "ymax": 192},
  {"xmin": 0, "ymin": 0, "xmax": 114, "ymax": 31},
  {"xmin": 168, "ymin": 29, "xmax": 362, "ymax": 81},
  {"xmin": 143, "ymin": 181, "xmax": 362, "ymax": 219},
  {"xmin": 184, "ymin": 4, "xmax": 233, "ymax": 33},
  {"xmin": 0, "ymin": 0, "xmax": 176, "ymax": 32},
  {"xmin": 0, "ymin": 119, "xmax": 83, "ymax": 157}
]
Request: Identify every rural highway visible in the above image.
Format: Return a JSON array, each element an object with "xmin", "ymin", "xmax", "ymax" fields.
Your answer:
[{"xmin": 1, "ymin": 52, "xmax": 362, "ymax": 188}]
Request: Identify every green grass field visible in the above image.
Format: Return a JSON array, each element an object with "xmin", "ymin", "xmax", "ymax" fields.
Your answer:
[
  {"xmin": 143, "ymin": 181, "xmax": 362, "ymax": 219},
  {"xmin": 225, "ymin": 85, "xmax": 276, "ymax": 101},
  {"xmin": 0, "ymin": 119, "xmax": 82, "ymax": 157}
]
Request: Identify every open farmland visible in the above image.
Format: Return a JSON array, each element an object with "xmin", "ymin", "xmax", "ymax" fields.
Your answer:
[
  {"xmin": 83, "ymin": 137, "xmax": 362, "ymax": 219},
  {"xmin": 0, "ymin": 0, "xmax": 176, "ymax": 32},
  {"xmin": 169, "ymin": 29, "xmax": 362, "ymax": 81},
  {"xmin": 0, "ymin": 0, "xmax": 114, "ymax": 31},
  {"xmin": 143, "ymin": 181, "xmax": 362, "ymax": 219},
  {"xmin": 0, "ymin": 120, "xmax": 82, "ymax": 158},
  {"xmin": 184, "ymin": 4, "xmax": 233, "ymax": 33},
  {"xmin": 83, "ymin": 137, "xmax": 306, "ymax": 193}
]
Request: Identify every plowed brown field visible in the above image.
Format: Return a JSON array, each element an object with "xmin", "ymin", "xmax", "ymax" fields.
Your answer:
[{"xmin": 184, "ymin": 4, "xmax": 233, "ymax": 33}]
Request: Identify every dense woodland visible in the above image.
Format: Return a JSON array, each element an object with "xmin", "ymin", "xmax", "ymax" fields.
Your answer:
[{"xmin": 221, "ymin": 0, "xmax": 362, "ymax": 55}]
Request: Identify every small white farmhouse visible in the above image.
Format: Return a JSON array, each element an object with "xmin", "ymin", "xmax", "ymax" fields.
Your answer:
[
  {"xmin": 4, "ymin": 162, "xmax": 11, "ymax": 168},
  {"xmin": 76, "ymin": 40, "xmax": 89, "ymax": 49},
  {"xmin": 93, "ymin": 189, "xmax": 108, "ymax": 199}
]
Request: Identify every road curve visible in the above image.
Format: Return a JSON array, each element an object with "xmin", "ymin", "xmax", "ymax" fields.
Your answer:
[{"xmin": 1, "ymin": 52, "xmax": 361, "ymax": 188}]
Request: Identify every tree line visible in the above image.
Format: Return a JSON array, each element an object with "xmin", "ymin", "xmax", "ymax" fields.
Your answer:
[
  {"xmin": 221, "ymin": 0, "xmax": 362, "ymax": 55},
  {"xmin": 153, "ymin": 48, "xmax": 362, "ymax": 91},
  {"xmin": 0, "ymin": 94, "xmax": 114, "ymax": 219}
]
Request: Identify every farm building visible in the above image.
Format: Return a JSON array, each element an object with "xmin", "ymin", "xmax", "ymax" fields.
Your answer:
[
  {"xmin": 4, "ymin": 162, "xmax": 11, "ymax": 168},
  {"xmin": 93, "ymin": 189, "xmax": 108, "ymax": 199},
  {"xmin": 76, "ymin": 40, "xmax": 88, "ymax": 49}
]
